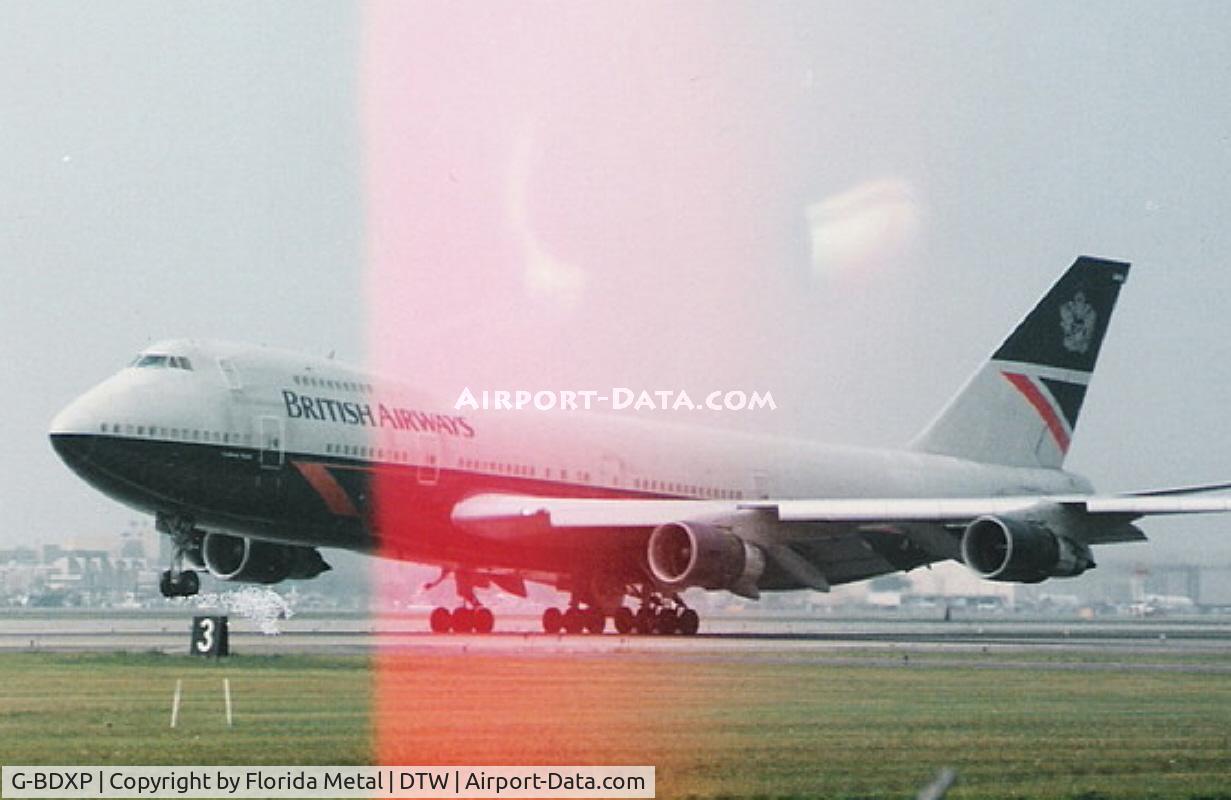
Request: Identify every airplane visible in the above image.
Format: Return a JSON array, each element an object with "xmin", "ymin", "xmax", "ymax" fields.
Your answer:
[
  {"xmin": 49, "ymin": 257, "xmax": 1231, "ymax": 635},
  {"xmin": 1132, "ymin": 594, "xmax": 1197, "ymax": 616}
]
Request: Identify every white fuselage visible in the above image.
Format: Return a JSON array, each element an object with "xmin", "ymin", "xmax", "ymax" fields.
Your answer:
[{"xmin": 49, "ymin": 339, "xmax": 1093, "ymax": 584}]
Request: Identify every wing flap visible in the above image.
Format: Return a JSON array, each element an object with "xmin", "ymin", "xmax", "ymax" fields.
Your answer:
[
  {"xmin": 751, "ymin": 497, "xmax": 1046, "ymax": 523},
  {"xmin": 452, "ymin": 494, "xmax": 736, "ymax": 529},
  {"xmin": 1076, "ymin": 495, "xmax": 1231, "ymax": 515}
]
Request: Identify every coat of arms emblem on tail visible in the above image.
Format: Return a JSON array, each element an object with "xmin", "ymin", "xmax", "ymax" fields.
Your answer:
[{"xmin": 1060, "ymin": 291, "xmax": 1096, "ymax": 353}]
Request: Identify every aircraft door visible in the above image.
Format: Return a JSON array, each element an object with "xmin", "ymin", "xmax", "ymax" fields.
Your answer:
[
  {"xmin": 752, "ymin": 469, "xmax": 771, "ymax": 500},
  {"xmin": 599, "ymin": 452, "xmax": 628, "ymax": 489},
  {"xmin": 256, "ymin": 415, "xmax": 286, "ymax": 513},
  {"xmin": 417, "ymin": 432, "xmax": 441, "ymax": 486},
  {"xmin": 217, "ymin": 358, "xmax": 242, "ymax": 391},
  {"xmin": 258, "ymin": 416, "xmax": 285, "ymax": 469}
]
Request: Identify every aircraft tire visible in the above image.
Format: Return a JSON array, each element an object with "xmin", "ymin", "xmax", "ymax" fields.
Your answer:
[
  {"xmin": 677, "ymin": 609, "xmax": 700, "ymax": 636},
  {"xmin": 584, "ymin": 608, "xmax": 606, "ymax": 634},
  {"xmin": 472, "ymin": 607, "xmax": 495, "ymax": 634},
  {"xmin": 451, "ymin": 606, "xmax": 474, "ymax": 633},
  {"xmin": 613, "ymin": 606, "xmax": 634, "ymax": 634},
  {"xmin": 633, "ymin": 608, "xmax": 655, "ymax": 635},
  {"xmin": 654, "ymin": 608, "xmax": 678, "ymax": 635},
  {"xmin": 542, "ymin": 607, "xmax": 563, "ymax": 634},
  {"xmin": 562, "ymin": 607, "xmax": 585, "ymax": 635},
  {"xmin": 429, "ymin": 607, "xmax": 452, "ymax": 634}
]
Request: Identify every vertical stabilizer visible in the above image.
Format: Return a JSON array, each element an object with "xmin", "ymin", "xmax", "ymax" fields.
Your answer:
[{"xmin": 910, "ymin": 257, "xmax": 1130, "ymax": 468}]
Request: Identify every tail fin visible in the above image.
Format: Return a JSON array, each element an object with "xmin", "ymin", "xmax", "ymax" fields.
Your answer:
[{"xmin": 911, "ymin": 256, "xmax": 1130, "ymax": 468}]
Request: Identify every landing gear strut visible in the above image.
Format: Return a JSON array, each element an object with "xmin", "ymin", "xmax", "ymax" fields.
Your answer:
[{"xmin": 156, "ymin": 513, "xmax": 202, "ymax": 598}]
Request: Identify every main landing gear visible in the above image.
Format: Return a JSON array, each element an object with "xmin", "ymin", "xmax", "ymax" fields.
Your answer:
[
  {"xmin": 541, "ymin": 605, "xmax": 607, "ymax": 635},
  {"xmin": 541, "ymin": 588, "xmax": 700, "ymax": 636},
  {"xmin": 429, "ymin": 604, "xmax": 495, "ymax": 634},
  {"xmin": 157, "ymin": 513, "xmax": 202, "ymax": 598},
  {"xmin": 426, "ymin": 569, "xmax": 497, "ymax": 634}
]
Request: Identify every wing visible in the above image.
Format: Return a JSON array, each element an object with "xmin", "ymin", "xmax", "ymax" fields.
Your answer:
[
  {"xmin": 454, "ymin": 488, "xmax": 1231, "ymax": 535},
  {"xmin": 452, "ymin": 487, "xmax": 1231, "ymax": 593}
]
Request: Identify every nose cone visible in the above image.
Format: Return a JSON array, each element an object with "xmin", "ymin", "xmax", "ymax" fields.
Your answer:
[
  {"xmin": 50, "ymin": 393, "xmax": 100, "ymax": 468},
  {"xmin": 50, "ymin": 392, "xmax": 99, "ymax": 437}
]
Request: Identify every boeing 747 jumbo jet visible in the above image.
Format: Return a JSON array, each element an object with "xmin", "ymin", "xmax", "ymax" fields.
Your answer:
[{"xmin": 49, "ymin": 258, "xmax": 1231, "ymax": 634}]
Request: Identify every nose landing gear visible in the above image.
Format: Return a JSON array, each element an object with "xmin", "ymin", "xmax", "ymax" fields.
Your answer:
[
  {"xmin": 157, "ymin": 513, "xmax": 202, "ymax": 598},
  {"xmin": 159, "ymin": 569, "xmax": 200, "ymax": 598}
]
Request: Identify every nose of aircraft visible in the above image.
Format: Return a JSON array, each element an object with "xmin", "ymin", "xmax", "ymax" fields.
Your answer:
[
  {"xmin": 50, "ymin": 392, "xmax": 96, "ymax": 436},
  {"xmin": 49, "ymin": 391, "xmax": 100, "ymax": 466}
]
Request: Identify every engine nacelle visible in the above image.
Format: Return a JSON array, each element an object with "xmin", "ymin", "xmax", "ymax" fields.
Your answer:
[
  {"xmin": 961, "ymin": 515, "xmax": 1093, "ymax": 583},
  {"xmin": 647, "ymin": 521, "xmax": 765, "ymax": 598},
  {"xmin": 202, "ymin": 533, "xmax": 331, "ymax": 584}
]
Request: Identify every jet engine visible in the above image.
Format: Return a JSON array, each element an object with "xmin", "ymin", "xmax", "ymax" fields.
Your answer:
[
  {"xmin": 201, "ymin": 532, "xmax": 331, "ymax": 584},
  {"xmin": 960, "ymin": 515, "xmax": 1093, "ymax": 583},
  {"xmin": 647, "ymin": 521, "xmax": 765, "ymax": 597}
]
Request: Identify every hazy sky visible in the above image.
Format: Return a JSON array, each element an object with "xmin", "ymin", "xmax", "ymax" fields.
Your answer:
[{"xmin": 4, "ymin": 1, "xmax": 1231, "ymax": 568}]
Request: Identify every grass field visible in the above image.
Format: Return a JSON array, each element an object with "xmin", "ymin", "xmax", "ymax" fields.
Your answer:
[{"xmin": 2, "ymin": 650, "xmax": 1229, "ymax": 799}]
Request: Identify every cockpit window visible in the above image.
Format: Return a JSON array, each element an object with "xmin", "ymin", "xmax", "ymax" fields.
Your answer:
[{"xmin": 131, "ymin": 354, "xmax": 194, "ymax": 370}]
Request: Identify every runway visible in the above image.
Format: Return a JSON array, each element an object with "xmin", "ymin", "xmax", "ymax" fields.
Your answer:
[{"xmin": 4, "ymin": 610, "xmax": 1231, "ymax": 670}]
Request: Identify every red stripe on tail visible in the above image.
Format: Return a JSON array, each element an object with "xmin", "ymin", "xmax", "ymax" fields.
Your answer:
[{"xmin": 1002, "ymin": 372, "xmax": 1071, "ymax": 454}]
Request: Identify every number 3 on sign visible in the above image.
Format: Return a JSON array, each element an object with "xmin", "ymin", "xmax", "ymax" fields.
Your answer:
[
  {"xmin": 190, "ymin": 615, "xmax": 229, "ymax": 657},
  {"xmin": 197, "ymin": 618, "xmax": 214, "ymax": 652}
]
